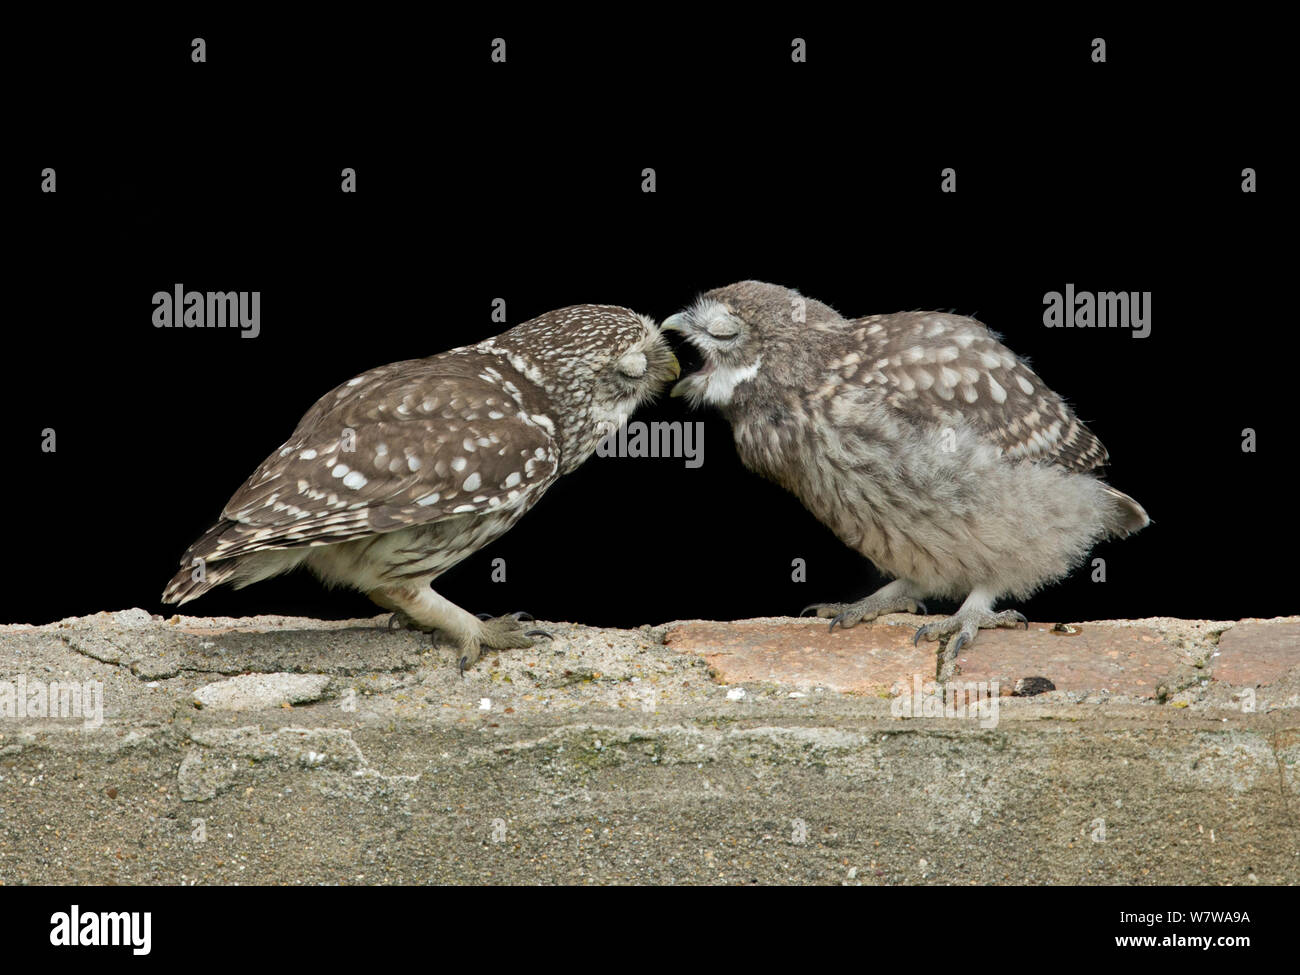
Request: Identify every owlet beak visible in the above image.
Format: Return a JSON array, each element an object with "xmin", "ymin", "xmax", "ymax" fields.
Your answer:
[{"xmin": 659, "ymin": 312, "xmax": 688, "ymax": 334}]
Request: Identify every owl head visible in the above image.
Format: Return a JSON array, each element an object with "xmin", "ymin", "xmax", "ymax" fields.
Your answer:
[
  {"xmin": 487, "ymin": 305, "xmax": 680, "ymax": 469},
  {"xmin": 660, "ymin": 281, "xmax": 839, "ymax": 407},
  {"xmin": 594, "ymin": 312, "xmax": 683, "ymax": 421}
]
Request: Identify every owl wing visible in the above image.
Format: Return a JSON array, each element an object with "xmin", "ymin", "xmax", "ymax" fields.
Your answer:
[
  {"xmin": 849, "ymin": 313, "xmax": 1109, "ymax": 473},
  {"xmin": 187, "ymin": 358, "xmax": 560, "ymax": 565}
]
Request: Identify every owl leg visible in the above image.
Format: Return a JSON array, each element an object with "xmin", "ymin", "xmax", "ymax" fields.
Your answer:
[
  {"xmin": 801, "ymin": 579, "xmax": 929, "ymax": 633},
  {"xmin": 371, "ymin": 584, "xmax": 546, "ymax": 674},
  {"xmin": 912, "ymin": 588, "xmax": 1027, "ymax": 656}
]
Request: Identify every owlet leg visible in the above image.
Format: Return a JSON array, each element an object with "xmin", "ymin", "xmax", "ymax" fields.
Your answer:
[
  {"xmin": 802, "ymin": 578, "xmax": 928, "ymax": 632},
  {"xmin": 912, "ymin": 588, "xmax": 1027, "ymax": 655}
]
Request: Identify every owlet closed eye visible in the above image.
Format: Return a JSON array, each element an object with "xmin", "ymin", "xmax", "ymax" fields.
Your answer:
[{"xmin": 706, "ymin": 317, "xmax": 740, "ymax": 339}]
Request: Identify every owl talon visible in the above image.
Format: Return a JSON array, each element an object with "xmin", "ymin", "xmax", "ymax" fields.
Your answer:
[
  {"xmin": 828, "ymin": 613, "xmax": 854, "ymax": 633},
  {"xmin": 458, "ymin": 615, "xmax": 550, "ymax": 671},
  {"xmin": 474, "ymin": 610, "xmax": 534, "ymax": 622}
]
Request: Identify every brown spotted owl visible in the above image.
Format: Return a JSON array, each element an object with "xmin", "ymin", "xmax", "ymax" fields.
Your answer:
[{"xmin": 163, "ymin": 305, "xmax": 679, "ymax": 671}]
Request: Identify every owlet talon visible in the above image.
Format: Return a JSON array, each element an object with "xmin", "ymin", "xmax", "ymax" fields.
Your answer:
[
  {"xmin": 914, "ymin": 602, "xmax": 1030, "ymax": 652},
  {"xmin": 806, "ymin": 580, "xmax": 928, "ymax": 633}
]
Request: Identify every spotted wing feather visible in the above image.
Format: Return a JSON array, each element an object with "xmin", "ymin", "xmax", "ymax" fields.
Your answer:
[
  {"xmin": 847, "ymin": 313, "xmax": 1109, "ymax": 473},
  {"xmin": 184, "ymin": 358, "xmax": 558, "ymax": 566}
]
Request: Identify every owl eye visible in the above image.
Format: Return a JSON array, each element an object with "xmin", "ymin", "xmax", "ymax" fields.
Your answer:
[{"xmin": 615, "ymin": 351, "xmax": 647, "ymax": 378}]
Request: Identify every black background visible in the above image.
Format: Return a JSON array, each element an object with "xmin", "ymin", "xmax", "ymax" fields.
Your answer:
[{"xmin": 7, "ymin": 16, "xmax": 1290, "ymax": 627}]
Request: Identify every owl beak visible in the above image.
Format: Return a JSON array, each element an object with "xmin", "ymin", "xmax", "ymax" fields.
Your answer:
[
  {"xmin": 665, "ymin": 349, "xmax": 681, "ymax": 380},
  {"xmin": 659, "ymin": 314, "xmax": 689, "ymax": 392}
]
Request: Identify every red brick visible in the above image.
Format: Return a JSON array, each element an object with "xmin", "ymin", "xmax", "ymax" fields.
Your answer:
[
  {"xmin": 1213, "ymin": 622, "xmax": 1300, "ymax": 687},
  {"xmin": 951, "ymin": 624, "xmax": 1177, "ymax": 698},
  {"xmin": 666, "ymin": 619, "xmax": 1181, "ymax": 697},
  {"xmin": 665, "ymin": 619, "xmax": 931, "ymax": 694}
]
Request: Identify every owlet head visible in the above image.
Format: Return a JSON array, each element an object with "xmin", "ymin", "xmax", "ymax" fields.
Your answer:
[{"xmin": 661, "ymin": 280, "xmax": 817, "ymax": 407}]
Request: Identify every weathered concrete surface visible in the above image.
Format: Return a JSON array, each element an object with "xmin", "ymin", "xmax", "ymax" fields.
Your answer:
[{"xmin": 0, "ymin": 610, "xmax": 1296, "ymax": 885}]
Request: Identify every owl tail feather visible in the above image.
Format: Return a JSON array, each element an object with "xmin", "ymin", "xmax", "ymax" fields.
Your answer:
[
  {"xmin": 1100, "ymin": 485, "xmax": 1150, "ymax": 538},
  {"xmin": 161, "ymin": 520, "xmax": 244, "ymax": 605},
  {"xmin": 161, "ymin": 558, "xmax": 243, "ymax": 606}
]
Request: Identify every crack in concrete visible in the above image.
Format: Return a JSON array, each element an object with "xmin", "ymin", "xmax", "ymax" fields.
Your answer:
[{"xmin": 178, "ymin": 724, "xmax": 420, "ymax": 802}]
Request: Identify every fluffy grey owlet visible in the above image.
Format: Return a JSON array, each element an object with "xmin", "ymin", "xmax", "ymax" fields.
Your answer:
[
  {"xmin": 162, "ymin": 305, "xmax": 679, "ymax": 672},
  {"xmin": 661, "ymin": 281, "xmax": 1148, "ymax": 655}
]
